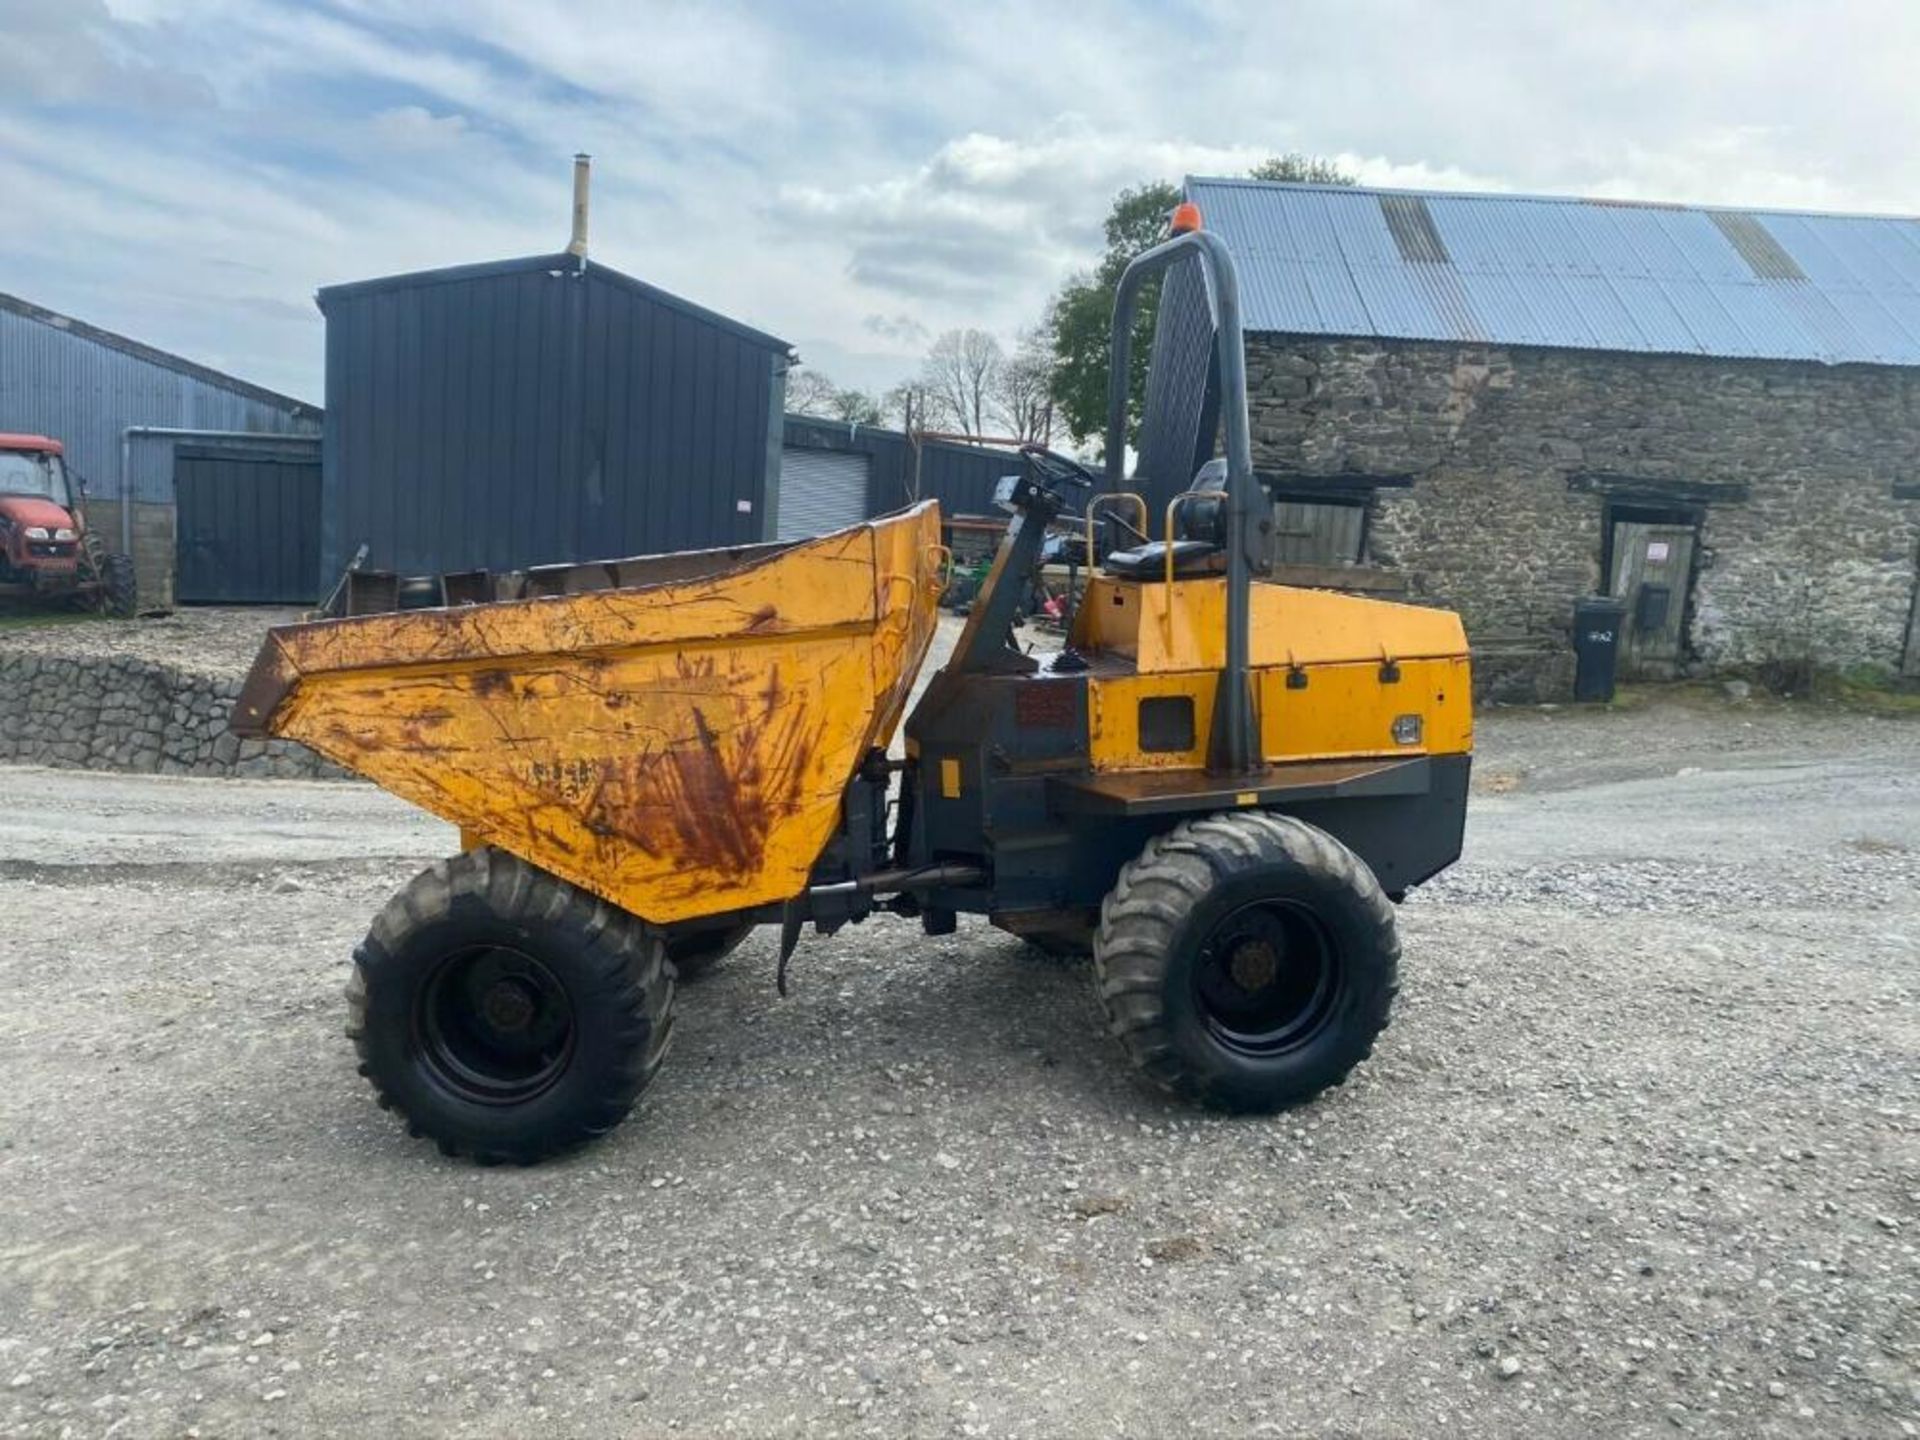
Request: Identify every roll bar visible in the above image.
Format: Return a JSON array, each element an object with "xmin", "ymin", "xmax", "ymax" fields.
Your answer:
[{"xmin": 1103, "ymin": 227, "xmax": 1260, "ymax": 775}]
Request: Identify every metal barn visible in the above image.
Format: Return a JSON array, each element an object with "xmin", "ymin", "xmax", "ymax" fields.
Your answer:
[
  {"xmin": 316, "ymin": 254, "xmax": 792, "ymax": 589},
  {"xmin": 0, "ymin": 291, "xmax": 320, "ymax": 606}
]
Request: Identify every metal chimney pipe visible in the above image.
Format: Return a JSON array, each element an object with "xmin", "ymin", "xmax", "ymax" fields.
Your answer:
[{"xmin": 567, "ymin": 153, "xmax": 591, "ymax": 260}]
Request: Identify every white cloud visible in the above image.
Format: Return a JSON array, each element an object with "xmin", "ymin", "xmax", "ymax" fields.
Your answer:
[
  {"xmin": 366, "ymin": 105, "xmax": 472, "ymax": 154},
  {"xmin": 864, "ymin": 313, "xmax": 931, "ymax": 347}
]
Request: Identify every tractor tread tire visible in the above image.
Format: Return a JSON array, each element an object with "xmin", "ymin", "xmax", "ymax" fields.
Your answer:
[
  {"xmin": 75, "ymin": 533, "xmax": 137, "ymax": 618},
  {"xmin": 348, "ymin": 847, "xmax": 672, "ymax": 1165},
  {"xmin": 99, "ymin": 551, "xmax": 137, "ymax": 618},
  {"xmin": 1093, "ymin": 811, "xmax": 1399, "ymax": 1112}
]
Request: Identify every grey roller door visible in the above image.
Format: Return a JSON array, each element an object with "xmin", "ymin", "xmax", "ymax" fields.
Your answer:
[{"xmin": 777, "ymin": 447, "xmax": 870, "ymax": 540}]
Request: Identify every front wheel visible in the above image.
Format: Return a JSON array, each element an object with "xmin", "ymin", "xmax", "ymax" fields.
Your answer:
[
  {"xmin": 1093, "ymin": 813, "xmax": 1398, "ymax": 1112},
  {"xmin": 348, "ymin": 848, "xmax": 673, "ymax": 1163}
]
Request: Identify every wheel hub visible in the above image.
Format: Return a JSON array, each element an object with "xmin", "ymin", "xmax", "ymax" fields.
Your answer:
[
  {"xmin": 1227, "ymin": 939, "xmax": 1279, "ymax": 992},
  {"xmin": 482, "ymin": 978, "xmax": 538, "ymax": 1032},
  {"xmin": 1194, "ymin": 901, "xmax": 1341, "ymax": 1057},
  {"xmin": 415, "ymin": 945, "xmax": 577, "ymax": 1105}
]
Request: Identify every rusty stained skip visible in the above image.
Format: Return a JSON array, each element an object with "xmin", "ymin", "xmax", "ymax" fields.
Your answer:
[{"xmin": 239, "ymin": 504, "xmax": 945, "ymax": 924}]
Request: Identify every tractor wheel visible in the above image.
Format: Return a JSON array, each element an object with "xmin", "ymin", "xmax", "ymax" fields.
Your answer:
[
  {"xmin": 1093, "ymin": 812, "xmax": 1398, "ymax": 1112},
  {"xmin": 79, "ymin": 533, "xmax": 137, "ymax": 617},
  {"xmin": 347, "ymin": 847, "xmax": 673, "ymax": 1164},
  {"xmin": 98, "ymin": 552, "xmax": 137, "ymax": 618},
  {"xmin": 666, "ymin": 922, "xmax": 752, "ymax": 981}
]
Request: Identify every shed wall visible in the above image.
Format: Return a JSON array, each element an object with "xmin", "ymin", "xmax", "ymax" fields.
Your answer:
[{"xmin": 320, "ymin": 263, "xmax": 785, "ymax": 584}]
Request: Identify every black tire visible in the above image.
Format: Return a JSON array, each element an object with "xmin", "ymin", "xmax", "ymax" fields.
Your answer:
[
  {"xmin": 347, "ymin": 847, "xmax": 673, "ymax": 1164},
  {"xmin": 1093, "ymin": 812, "xmax": 1398, "ymax": 1112},
  {"xmin": 666, "ymin": 922, "xmax": 752, "ymax": 981},
  {"xmin": 79, "ymin": 533, "xmax": 137, "ymax": 618},
  {"xmin": 100, "ymin": 551, "xmax": 137, "ymax": 618},
  {"xmin": 1024, "ymin": 930, "xmax": 1093, "ymax": 961}
]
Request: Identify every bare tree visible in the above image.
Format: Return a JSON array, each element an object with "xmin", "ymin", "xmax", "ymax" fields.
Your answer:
[
  {"xmin": 828, "ymin": 389, "xmax": 884, "ymax": 426},
  {"xmin": 785, "ymin": 366, "xmax": 842, "ymax": 418},
  {"xmin": 992, "ymin": 330, "xmax": 1054, "ymax": 444},
  {"xmin": 884, "ymin": 379, "xmax": 940, "ymax": 433},
  {"xmin": 920, "ymin": 329, "xmax": 1004, "ymax": 437}
]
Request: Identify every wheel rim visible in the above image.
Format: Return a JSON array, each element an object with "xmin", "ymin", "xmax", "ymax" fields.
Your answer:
[
  {"xmin": 415, "ymin": 945, "xmax": 575, "ymax": 1104},
  {"xmin": 1192, "ymin": 900, "xmax": 1341, "ymax": 1057}
]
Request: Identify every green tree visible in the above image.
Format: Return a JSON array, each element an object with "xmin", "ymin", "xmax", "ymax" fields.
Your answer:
[
  {"xmin": 1043, "ymin": 181, "xmax": 1179, "ymax": 451},
  {"xmin": 1249, "ymin": 152, "xmax": 1358, "ymax": 185},
  {"xmin": 1043, "ymin": 155, "xmax": 1356, "ymax": 449}
]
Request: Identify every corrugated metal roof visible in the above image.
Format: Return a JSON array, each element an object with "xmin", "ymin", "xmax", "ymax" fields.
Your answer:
[
  {"xmin": 0, "ymin": 298, "xmax": 320, "ymax": 500},
  {"xmin": 0, "ymin": 292, "xmax": 317, "ymax": 414},
  {"xmin": 1186, "ymin": 177, "xmax": 1920, "ymax": 366}
]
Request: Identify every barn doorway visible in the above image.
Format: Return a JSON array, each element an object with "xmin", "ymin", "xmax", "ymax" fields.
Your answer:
[
  {"xmin": 174, "ymin": 445, "xmax": 322, "ymax": 604},
  {"xmin": 1605, "ymin": 505, "xmax": 1700, "ymax": 678}
]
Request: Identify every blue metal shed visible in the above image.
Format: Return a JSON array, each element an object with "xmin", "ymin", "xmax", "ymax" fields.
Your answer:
[{"xmin": 316, "ymin": 253, "xmax": 792, "ymax": 590}]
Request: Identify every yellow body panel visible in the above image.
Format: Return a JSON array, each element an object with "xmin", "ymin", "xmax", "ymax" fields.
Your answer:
[
  {"xmin": 1257, "ymin": 657, "xmax": 1472, "ymax": 761},
  {"xmin": 1074, "ymin": 574, "xmax": 1472, "ymax": 773},
  {"xmin": 1074, "ymin": 575, "xmax": 1469, "ymax": 672},
  {"xmin": 1087, "ymin": 671, "xmax": 1216, "ymax": 770},
  {"xmin": 237, "ymin": 505, "xmax": 946, "ymax": 925}
]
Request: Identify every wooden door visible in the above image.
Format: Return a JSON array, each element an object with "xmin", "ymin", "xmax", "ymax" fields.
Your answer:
[{"xmin": 1609, "ymin": 521, "xmax": 1696, "ymax": 676}]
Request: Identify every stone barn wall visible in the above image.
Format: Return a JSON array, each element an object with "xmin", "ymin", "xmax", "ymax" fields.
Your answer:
[{"xmin": 1244, "ymin": 337, "xmax": 1920, "ymax": 698}]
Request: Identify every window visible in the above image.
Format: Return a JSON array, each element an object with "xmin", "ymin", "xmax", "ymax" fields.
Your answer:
[
  {"xmin": 1270, "ymin": 498, "xmax": 1366, "ymax": 566},
  {"xmin": 0, "ymin": 451, "xmax": 70, "ymax": 507}
]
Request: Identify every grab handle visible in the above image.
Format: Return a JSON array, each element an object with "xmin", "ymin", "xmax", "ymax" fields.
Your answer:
[{"xmin": 1085, "ymin": 492, "xmax": 1148, "ymax": 567}]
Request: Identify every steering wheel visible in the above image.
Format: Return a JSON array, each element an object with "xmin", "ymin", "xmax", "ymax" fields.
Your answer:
[{"xmin": 1019, "ymin": 443, "xmax": 1096, "ymax": 495}]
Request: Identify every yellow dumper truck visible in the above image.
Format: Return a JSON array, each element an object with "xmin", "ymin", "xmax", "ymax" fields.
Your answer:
[{"xmin": 234, "ymin": 217, "xmax": 1471, "ymax": 1164}]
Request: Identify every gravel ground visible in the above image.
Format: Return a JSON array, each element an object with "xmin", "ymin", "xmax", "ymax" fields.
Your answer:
[
  {"xmin": 0, "ymin": 606, "xmax": 304, "ymax": 679},
  {"xmin": 0, "ymin": 665, "xmax": 1916, "ymax": 1436}
]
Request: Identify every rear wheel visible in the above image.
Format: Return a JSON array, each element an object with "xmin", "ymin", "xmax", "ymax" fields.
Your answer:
[
  {"xmin": 1093, "ymin": 812, "xmax": 1398, "ymax": 1112},
  {"xmin": 99, "ymin": 552, "xmax": 137, "ymax": 618},
  {"xmin": 348, "ymin": 848, "xmax": 673, "ymax": 1163},
  {"xmin": 79, "ymin": 532, "xmax": 136, "ymax": 617}
]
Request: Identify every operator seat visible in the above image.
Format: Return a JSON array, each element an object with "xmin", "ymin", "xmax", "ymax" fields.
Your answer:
[{"xmin": 1102, "ymin": 459, "xmax": 1228, "ymax": 580}]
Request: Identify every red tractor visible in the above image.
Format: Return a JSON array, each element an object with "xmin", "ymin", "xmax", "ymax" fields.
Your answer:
[{"xmin": 0, "ymin": 434, "xmax": 136, "ymax": 617}]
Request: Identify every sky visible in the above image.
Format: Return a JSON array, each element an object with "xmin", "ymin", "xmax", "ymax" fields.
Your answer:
[{"xmin": 2, "ymin": 0, "xmax": 1917, "ymax": 406}]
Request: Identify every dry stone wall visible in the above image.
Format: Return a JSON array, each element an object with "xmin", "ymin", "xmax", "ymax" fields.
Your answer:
[{"xmin": 0, "ymin": 652, "xmax": 338, "ymax": 778}]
